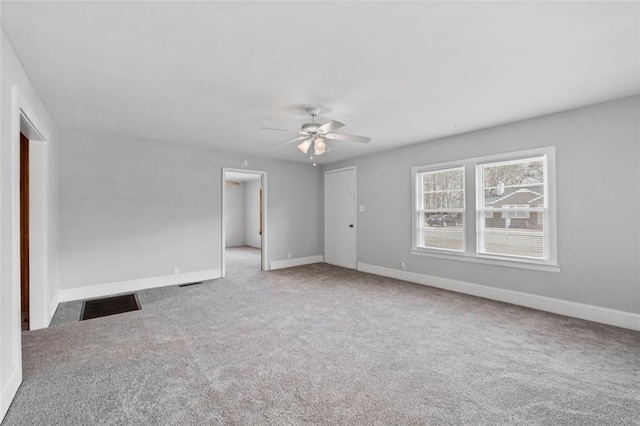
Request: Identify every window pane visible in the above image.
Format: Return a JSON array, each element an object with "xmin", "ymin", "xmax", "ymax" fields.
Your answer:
[
  {"xmin": 423, "ymin": 190, "xmax": 464, "ymax": 210},
  {"xmin": 483, "ymin": 184, "xmax": 544, "ymax": 209},
  {"xmin": 483, "ymin": 159, "xmax": 544, "ymax": 187},
  {"xmin": 424, "ymin": 212, "xmax": 463, "ymax": 228},
  {"xmin": 422, "ymin": 213, "xmax": 464, "ymax": 251},
  {"xmin": 482, "ymin": 158, "xmax": 545, "ymax": 208},
  {"xmin": 417, "ymin": 167, "xmax": 465, "ymax": 252},
  {"xmin": 422, "ymin": 169, "xmax": 464, "ymax": 192},
  {"xmin": 480, "ymin": 211, "xmax": 544, "ymax": 258}
]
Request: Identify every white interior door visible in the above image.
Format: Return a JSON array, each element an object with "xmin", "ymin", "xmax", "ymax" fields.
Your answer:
[{"xmin": 325, "ymin": 168, "xmax": 357, "ymax": 269}]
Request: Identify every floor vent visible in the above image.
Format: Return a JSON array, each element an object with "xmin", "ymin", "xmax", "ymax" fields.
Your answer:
[
  {"xmin": 178, "ymin": 282, "xmax": 203, "ymax": 288},
  {"xmin": 80, "ymin": 294, "xmax": 141, "ymax": 321}
]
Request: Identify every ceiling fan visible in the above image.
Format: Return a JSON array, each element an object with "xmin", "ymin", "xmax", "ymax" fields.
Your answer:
[{"xmin": 262, "ymin": 107, "xmax": 370, "ymax": 162}]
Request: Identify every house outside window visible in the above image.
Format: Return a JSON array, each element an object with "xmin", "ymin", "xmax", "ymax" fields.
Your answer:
[
  {"xmin": 477, "ymin": 157, "xmax": 547, "ymax": 260},
  {"xmin": 412, "ymin": 147, "xmax": 558, "ymax": 272}
]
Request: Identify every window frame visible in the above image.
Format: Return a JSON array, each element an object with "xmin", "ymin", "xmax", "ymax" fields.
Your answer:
[
  {"xmin": 411, "ymin": 146, "xmax": 559, "ymax": 273},
  {"xmin": 476, "ymin": 155, "xmax": 548, "ymax": 262},
  {"xmin": 415, "ymin": 166, "xmax": 466, "ymax": 253}
]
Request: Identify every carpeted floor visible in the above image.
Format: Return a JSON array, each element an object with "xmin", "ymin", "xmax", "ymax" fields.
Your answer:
[{"xmin": 4, "ymin": 248, "xmax": 639, "ymax": 425}]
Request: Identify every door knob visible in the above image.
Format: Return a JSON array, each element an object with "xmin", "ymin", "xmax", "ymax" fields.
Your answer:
[{"xmin": 349, "ymin": 224, "xmax": 354, "ymax": 228}]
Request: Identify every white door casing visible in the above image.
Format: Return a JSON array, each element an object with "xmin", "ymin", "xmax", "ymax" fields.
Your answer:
[
  {"xmin": 220, "ymin": 167, "xmax": 268, "ymax": 276},
  {"xmin": 325, "ymin": 167, "xmax": 357, "ymax": 269}
]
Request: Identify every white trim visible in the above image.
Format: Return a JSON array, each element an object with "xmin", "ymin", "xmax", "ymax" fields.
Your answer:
[
  {"xmin": 410, "ymin": 249, "xmax": 561, "ymax": 272},
  {"xmin": 0, "ymin": 366, "xmax": 22, "ymax": 422},
  {"xmin": 57, "ymin": 269, "xmax": 221, "ymax": 303},
  {"xmin": 221, "ymin": 168, "xmax": 226, "ymax": 277},
  {"xmin": 324, "ymin": 166, "xmax": 357, "ymax": 270},
  {"xmin": 15, "ymin": 89, "xmax": 50, "ymax": 142},
  {"xmin": 27, "ymin": 141, "xmax": 48, "ymax": 330},
  {"xmin": 221, "ymin": 167, "xmax": 268, "ymax": 277},
  {"xmin": 357, "ymin": 262, "xmax": 640, "ymax": 331},
  {"xmin": 12, "ymin": 87, "xmax": 51, "ymax": 332},
  {"xmin": 324, "ymin": 165, "xmax": 357, "ymax": 175},
  {"xmin": 48, "ymin": 293, "xmax": 59, "ymax": 327},
  {"xmin": 270, "ymin": 255, "xmax": 324, "ymax": 270}
]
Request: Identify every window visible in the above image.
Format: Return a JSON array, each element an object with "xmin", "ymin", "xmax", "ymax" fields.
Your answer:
[
  {"xmin": 412, "ymin": 147, "xmax": 558, "ymax": 271},
  {"xmin": 416, "ymin": 167, "xmax": 465, "ymax": 251},
  {"xmin": 478, "ymin": 157, "xmax": 546, "ymax": 260}
]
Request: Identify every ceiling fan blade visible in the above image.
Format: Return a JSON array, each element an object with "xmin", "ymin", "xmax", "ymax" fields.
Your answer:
[
  {"xmin": 324, "ymin": 133, "xmax": 371, "ymax": 143},
  {"xmin": 269, "ymin": 135, "xmax": 309, "ymax": 147},
  {"xmin": 316, "ymin": 120, "xmax": 345, "ymax": 134},
  {"xmin": 261, "ymin": 127, "xmax": 298, "ymax": 133}
]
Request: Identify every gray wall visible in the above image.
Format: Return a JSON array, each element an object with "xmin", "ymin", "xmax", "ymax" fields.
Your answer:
[
  {"xmin": 224, "ymin": 182, "xmax": 246, "ymax": 247},
  {"xmin": 325, "ymin": 96, "xmax": 639, "ymax": 314},
  {"xmin": 59, "ymin": 128, "xmax": 323, "ymax": 290},
  {"xmin": 245, "ymin": 180, "xmax": 262, "ymax": 249}
]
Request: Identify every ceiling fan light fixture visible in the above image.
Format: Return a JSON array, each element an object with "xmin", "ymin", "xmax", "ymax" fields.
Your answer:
[
  {"xmin": 314, "ymin": 137, "xmax": 327, "ymax": 155},
  {"xmin": 263, "ymin": 109, "xmax": 369, "ymax": 165},
  {"xmin": 298, "ymin": 139, "xmax": 312, "ymax": 154}
]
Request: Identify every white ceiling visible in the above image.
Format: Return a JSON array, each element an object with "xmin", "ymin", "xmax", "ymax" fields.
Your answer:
[{"xmin": 2, "ymin": 1, "xmax": 638, "ymax": 165}]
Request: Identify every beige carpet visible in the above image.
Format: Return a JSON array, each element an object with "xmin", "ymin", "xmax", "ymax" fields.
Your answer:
[{"xmin": 4, "ymin": 248, "xmax": 639, "ymax": 425}]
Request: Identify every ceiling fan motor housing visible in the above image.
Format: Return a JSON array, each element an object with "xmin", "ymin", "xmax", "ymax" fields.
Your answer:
[{"xmin": 301, "ymin": 122, "xmax": 320, "ymax": 133}]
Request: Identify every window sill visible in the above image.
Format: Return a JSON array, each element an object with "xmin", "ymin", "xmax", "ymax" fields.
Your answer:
[{"xmin": 410, "ymin": 249, "xmax": 561, "ymax": 273}]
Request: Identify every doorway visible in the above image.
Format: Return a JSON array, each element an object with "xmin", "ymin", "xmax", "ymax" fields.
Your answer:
[
  {"xmin": 221, "ymin": 168, "xmax": 268, "ymax": 277},
  {"xmin": 325, "ymin": 167, "xmax": 357, "ymax": 269},
  {"xmin": 16, "ymin": 105, "xmax": 49, "ymax": 331}
]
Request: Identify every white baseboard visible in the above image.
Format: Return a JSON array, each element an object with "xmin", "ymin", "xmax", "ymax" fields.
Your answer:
[
  {"xmin": 0, "ymin": 366, "xmax": 21, "ymax": 423},
  {"xmin": 357, "ymin": 263, "xmax": 640, "ymax": 331},
  {"xmin": 58, "ymin": 269, "xmax": 222, "ymax": 302},
  {"xmin": 270, "ymin": 255, "xmax": 324, "ymax": 270},
  {"xmin": 47, "ymin": 293, "xmax": 60, "ymax": 326}
]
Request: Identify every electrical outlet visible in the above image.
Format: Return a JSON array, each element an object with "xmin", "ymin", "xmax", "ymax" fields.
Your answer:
[
  {"xmin": 401, "ymin": 261, "xmax": 407, "ymax": 271},
  {"xmin": 359, "ymin": 205, "xmax": 365, "ymax": 212},
  {"xmin": 174, "ymin": 267, "xmax": 180, "ymax": 275},
  {"xmin": 287, "ymin": 253, "xmax": 292, "ymax": 259}
]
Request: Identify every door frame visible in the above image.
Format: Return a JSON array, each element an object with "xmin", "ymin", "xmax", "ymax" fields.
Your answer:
[
  {"xmin": 13, "ymin": 88, "xmax": 49, "ymax": 332},
  {"xmin": 1, "ymin": 85, "xmax": 51, "ymax": 421},
  {"xmin": 220, "ymin": 167, "xmax": 269, "ymax": 277},
  {"xmin": 324, "ymin": 166, "xmax": 357, "ymax": 268}
]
